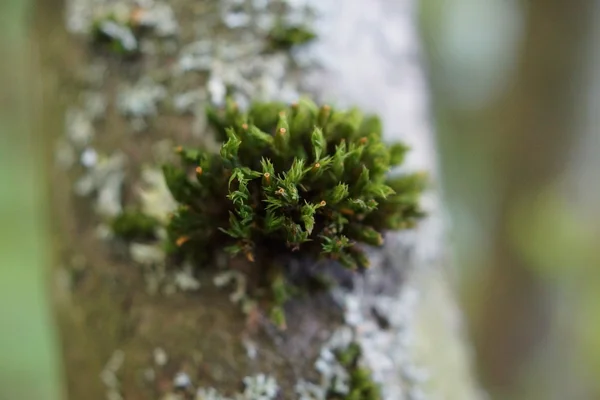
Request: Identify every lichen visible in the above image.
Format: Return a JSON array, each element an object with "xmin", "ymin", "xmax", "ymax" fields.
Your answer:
[
  {"xmin": 333, "ymin": 343, "xmax": 381, "ymax": 400},
  {"xmin": 91, "ymin": 14, "xmax": 139, "ymax": 56}
]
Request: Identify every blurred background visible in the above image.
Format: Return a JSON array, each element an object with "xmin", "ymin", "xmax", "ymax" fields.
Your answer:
[
  {"xmin": 1, "ymin": 0, "xmax": 599, "ymax": 399},
  {"xmin": 420, "ymin": 1, "xmax": 600, "ymax": 399}
]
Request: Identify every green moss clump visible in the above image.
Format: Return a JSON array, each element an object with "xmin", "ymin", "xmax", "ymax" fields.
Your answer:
[
  {"xmin": 163, "ymin": 97, "xmax": 425, "ymax": 324},
  {"xmin": 111, "ymin": 210, "xmax": 160, "ymax": 241},
  {"xmin": 267, "ymin": 23, "xmax": 317, "ymax": 50},
  {"xmin": 165, "ymin": 97, "xmax": 424, "ymax": 267}
]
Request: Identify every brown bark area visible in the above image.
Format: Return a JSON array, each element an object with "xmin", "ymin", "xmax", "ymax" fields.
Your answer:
[{"xmin": 34, "ymin": 1, "xmax": 345, "ymax": 398}]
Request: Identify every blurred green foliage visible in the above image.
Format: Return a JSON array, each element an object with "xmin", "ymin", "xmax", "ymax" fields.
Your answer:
[
  {"xmin": 0, "ymin": 0, "xmax": 64, "ymax": 399},
  {"xmin": 419, "ymin": 0, "xmax": 599, "ymax": 399}
]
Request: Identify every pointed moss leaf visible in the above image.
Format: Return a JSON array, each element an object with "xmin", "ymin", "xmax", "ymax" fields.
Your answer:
[
  {"xmin": 285, "ymin": 158, "xmax": 306, "ymax": 184},
  {"xmin": 332, "ymin": 141, "xmax": 348, "ymax": 178},
  {"xmin": 389, "ymin": 143, "xmax": 409, "ymax": 166},
  {"xmin": 221, "ymin": 129, "xmax": 241, "ymax": 162},
  {"xmin": 349, "ymin": 225, "xmax": 383, "ymax": 247},
  {"xmin": 311, "ymin": 127, "xmax": 326, "ymax": 161},
  {"xmin": 338, "ymin": 252, "xmax": 357, "ymax": 270},
  {"xmin": 354, "ymin": 165, "xmax": 370, "ymax": 194},
  {"xmin": 327, "ymin": 183, "xmax": 349, "ymax": 204},
  {"xmin": 273, "ymin": 112, "xmax": 290, "ymax": 155},
  {"xmin": 224, "ymin": 243, "xmax": 243, "ymax": 256},
  {"xmin": 264, "ymin": 210, "xmax": 285, "ymax": 233},
  {"xmin": 300, "ymin": 202, "xmax": 317, "ymax": 234},
  {"xmin": 247, "ymin": 125, "xmax": 274, "ymax": 147},
  {"xmin": 366, "ymin": 183, "xmax": 395, "ymax": 199}
]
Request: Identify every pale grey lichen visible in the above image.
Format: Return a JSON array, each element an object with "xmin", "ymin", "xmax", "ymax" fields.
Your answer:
[
  {"xmin": 117, "ymin": 78, "xmax": 167, "ymax": 119},
  {"xmin": 135, "ymin": 2, "xmax": 179, "ymax": 37},
  {"xmin": 313, "ymin": 327, "xmax": 353, "ymax": 395},
  {"xmin": 96, "ymin": 19, "xmax": 138, "ymax": 52},
  {"xmin": 330, "ymin": 235, "xmax": 430, "ymax": 400},
  {"xmin": 173, "ymin": 263, "xmax": 201, "ymax": 291},
  {"xmin": 153, "ymin": 347, "xmax": 168, "ymax": 366},
  {"xmin": 66, "ymin": 107, "xmax": 95, "ymax": 148},
  {"xmin": 295, "ymin": 379, "xmax": 326, "ymax": 400},
  {"xmin": 100, "ymin": 349, "xmax": 125, "ymax": 400},
  {"xmin": 74, "ymin": 152, "xmax": 126, "ymax": 217},
  {"xmin": 196, "ymin": 387, "xmax": 229, "ymax": 400},
  {"xmin": 193, "ymin": 374, "xmax": 278, "ymax": 400},
  {"xmin": 242, "ymin": 374, "xmax": 279, "ymax": 400},
  {"xmin": 173, "ymin": 371, "xmax": 192, "ymax": 389},
  {"xmin": 242, "ymin": 337, "xmax": 258, "ymax": 360},
  {"xmin": 213, "ymin": 271, "xmax": 250, "ymax": 305},
  {"xmin": 173, "ymin": 90, "xmax": 207, "ymax": 114},
  {"xmin": 138, "ymin": 166, "xmax": 177, "ymax": 225},
  {"xmin": 81, "ymin": 147, "xmax": 98, "ymax": 167},
  {"xmin": 130, "ymin": 243, "xmax": 165, "ymax": 266}
]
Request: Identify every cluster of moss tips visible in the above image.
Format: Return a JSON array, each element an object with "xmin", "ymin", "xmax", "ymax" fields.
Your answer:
[{"xmin": 162, "ymin": 97, "xmax": 425, "ymax": 326}]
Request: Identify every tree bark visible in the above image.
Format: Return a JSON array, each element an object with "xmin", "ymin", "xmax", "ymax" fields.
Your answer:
[{"xmin": 40, "ymin": 0, "xmax": 482, "ymax": 399}]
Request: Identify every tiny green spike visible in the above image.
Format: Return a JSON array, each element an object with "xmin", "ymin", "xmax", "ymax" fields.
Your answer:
[{"xmin": 311, "ymin": 126, "xmax": 326, "ymax": 161}]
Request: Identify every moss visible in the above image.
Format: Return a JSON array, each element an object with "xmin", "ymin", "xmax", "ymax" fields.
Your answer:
[
  {"xmin": 163, "ymin": 97, "xmax": 425, "ymax": 326},
  {"xmin": 110, "ymin": 210, "xmax": 160, "ymax": 241},
  {"xmin": 267, "ymin": 23, "xmax": 317, "ymax": 50},
  {"xmin": 332, "ymin": 343, "xmax": 382, "ymax": 400}
]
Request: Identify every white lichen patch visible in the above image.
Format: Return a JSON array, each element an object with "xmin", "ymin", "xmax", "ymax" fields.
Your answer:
[
  {"xmin": 173, "ymin": 90, "xmax": 207, "ymax": 114},
  {"xmin": 117, "ymin": 77, "xmax": 167, "ymax": 120},
  {"xmin": 130, "ymin": 242, "xmax": 165, "ymax": 266},
  {"xmin": 153, "ymin": 347, "xmax": 168, "ymax": 366},
  {"xmin": 100, "ymin": 349, "xmax": 125, "ymax": 400},
  {"xmin": 295, "ymin": 379, "xmax": 326, "ymax": 400},
  {"xmin": 314, "ymin": 327, "xmax": 353, "ymax": 395},
  {"xmin": 193, "ymin": 374, "xmax": 279, "ymax": 400},
  {"xmin": 330, "ymin": 235, "xmax": 429, "ymax": 400},
  {"xmin": 66, "ymin": 107, "xmax": 95, "ymax": 148},
  {"xmin": 74, "ymin": 152, "xmax": 126, "ymax": 217},
  {"xmin": 196, "ymin": 387, "xmax": 228, "ymax": 400},
  {"xmin": 174, "ymin": 263, "xmax": 201, "ymax": 291},
  {"xmin": 242, "ymin": 374, "xmax": 279, "ymax": 400},
  {"xmin": 134, "ymin": 2, "xmax": 179, "ymax": 37},
  {"xmin": 213, "ymin": 271, "xmax": 248, "ymax": 304},
  {"xmin": 173, "ymin": 371, "xmax": 192, "ymax": 389},
  {"xmin": 97, "ymin": 19, "xmax": 138, "ymax": 52},
  {"xmin": 138, "ymin": 166, "xmax": 177, "ymax": 224}
]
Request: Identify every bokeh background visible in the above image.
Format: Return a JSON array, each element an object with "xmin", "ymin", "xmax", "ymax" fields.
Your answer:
[{"xmin": 1, "ymin": 0, "xmax": 599, "ymax": 399}]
